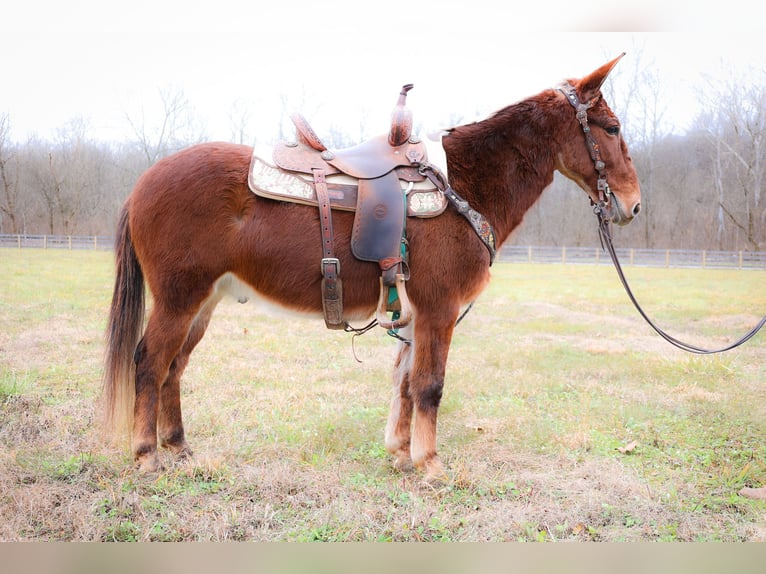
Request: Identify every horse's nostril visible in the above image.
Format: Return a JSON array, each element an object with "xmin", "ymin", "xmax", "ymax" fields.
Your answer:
[{"xmin": 632, "ymin": 202, "xmax": 641, "ymax": 217}]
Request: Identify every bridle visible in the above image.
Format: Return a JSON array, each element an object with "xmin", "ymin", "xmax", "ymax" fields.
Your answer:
[
  {"xmin": 560, "ymin": 83, "xmax": 766, "ymax": 354},
  {"xmin": 558, "ymin": 82, "xmax": 613, "ymax": 208}
]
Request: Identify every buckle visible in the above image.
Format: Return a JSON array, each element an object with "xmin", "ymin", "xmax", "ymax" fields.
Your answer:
[{"xmin": 321, "ymin": 257, "xmax": 340, "ymax": 275}]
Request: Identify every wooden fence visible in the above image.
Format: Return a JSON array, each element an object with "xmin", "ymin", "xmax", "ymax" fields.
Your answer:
[{"xmin": 1, "ymin": 234, "xmax": 765, "ymax": 270}]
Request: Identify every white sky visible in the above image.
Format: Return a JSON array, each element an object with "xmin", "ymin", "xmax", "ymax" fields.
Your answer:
[{"xmin": 3, "ymin": 1, "xmax": 765, "ymax": 143}]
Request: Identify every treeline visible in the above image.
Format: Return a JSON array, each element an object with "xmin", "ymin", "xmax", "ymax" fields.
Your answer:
[{"xmin": 1, "ymin": 63, "xmax": 765, "ymax": 250}]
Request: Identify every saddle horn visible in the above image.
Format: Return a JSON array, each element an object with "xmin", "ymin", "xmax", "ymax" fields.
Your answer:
[{"xmin": 388, "ymin": 84, "xmax": 414, "ymax": 147}]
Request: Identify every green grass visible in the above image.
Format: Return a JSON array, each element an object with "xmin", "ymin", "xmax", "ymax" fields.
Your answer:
[{"xmin": 1, "ymin": 249, "xmax": 765, "ymax": 541}]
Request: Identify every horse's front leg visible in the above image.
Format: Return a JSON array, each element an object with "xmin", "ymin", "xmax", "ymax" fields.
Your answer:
[
  {"xmin": 405, "ymin": 315, "xmax": 456, "ymax": 484},
  {"xmin": 385, "ymin": 326, "xmax": 414, "ymax": 471}
]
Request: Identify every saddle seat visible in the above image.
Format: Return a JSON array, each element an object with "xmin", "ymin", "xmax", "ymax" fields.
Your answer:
[{"xmin": 248, "ymin": 85, "xmax": 446, "ymax": 332}]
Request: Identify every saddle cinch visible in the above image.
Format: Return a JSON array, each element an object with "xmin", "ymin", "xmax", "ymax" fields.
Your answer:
[{"xmin": 248, "ymin": 84, "xmax": 447, "ymax": 332}]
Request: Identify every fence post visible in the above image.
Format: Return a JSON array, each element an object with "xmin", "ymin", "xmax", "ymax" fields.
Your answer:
[
  {"xmin": 562, "ymin": 246, "xmax": 566, "ymax": 264},
  {"xmin": 94, "ymin": 236, "xmax": 98, "ymax": 249},
  {"xmin": 702, "ymin": 250, "xmax": 707, "ymax": 268},
  {"xmin": 17, "ymin": 235, "xmax": 21, "ymax": 248},
  {"xmin": 528, "ymin": 246, "xmax": 532, "ymax": 263},
  {"xmin": 739, "ymin": 251, "xmax": 743, "ymax": 269},
  {"xmin": 665, "ymin": 250, "xmax": 670, "ymax": 268},
  {"xmin": 43, "ymin": 235, "xmax": 47, "ymax": 249},
  {"xmin": 68, "ymin": 236, "xmax": 72, "ymax": 250},
  {"xmin": 630, "ymin": 249, "xmax": 634, "ymax": 266}
]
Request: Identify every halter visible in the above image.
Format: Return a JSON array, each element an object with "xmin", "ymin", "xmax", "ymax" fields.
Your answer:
[{"xmin": 558, "ymin": 82, "xmax": 612, "ymax": 208}]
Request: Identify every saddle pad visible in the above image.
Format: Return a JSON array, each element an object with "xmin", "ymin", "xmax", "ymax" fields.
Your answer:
[
  {"xmin": 248, "ymin": 154, "xmax": 447, "ymax": 217},
  {"xmin": 248, "ymin": 155, "xmax": 356, "ymax": 211}
]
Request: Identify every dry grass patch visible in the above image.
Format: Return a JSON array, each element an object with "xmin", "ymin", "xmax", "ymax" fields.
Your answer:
[{"xmin": 1, "ymin": 250, "xmax": 766, "ymax": 541}]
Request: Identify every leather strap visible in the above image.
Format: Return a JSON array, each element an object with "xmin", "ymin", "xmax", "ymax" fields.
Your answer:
[
  {"xmin": 313, "ymin": 169, "xmax": 344, "ymax": 329},
  {"xmin": 421, "ymin": 164, "xmax": 496, "ymax": 265},
  {"xmin": 559, "ymin": 83, "xmax": 612, "ymax": 204},
  {"xmin": 595, "ymin": 203, "xmax": 766, "ymax": 354}
]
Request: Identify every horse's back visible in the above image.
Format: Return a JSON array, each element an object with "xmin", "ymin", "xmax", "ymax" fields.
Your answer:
[{"xmin": 128, "ymin": 142, "xmax": 253, "ymax": 226}]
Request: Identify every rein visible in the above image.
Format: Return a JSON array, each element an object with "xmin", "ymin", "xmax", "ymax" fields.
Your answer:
[
  {"xmin": 595, "ymin": 204, "xmax": 766, "ymax": 354},
  {"xmin": 561, "ymin": 81, "xmax": 766, "ymax": 354}
]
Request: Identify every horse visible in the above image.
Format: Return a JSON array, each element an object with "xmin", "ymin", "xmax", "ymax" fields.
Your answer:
[{"xmin": 102, "ymin": 54, "xmax": 641, "ymax": 484}]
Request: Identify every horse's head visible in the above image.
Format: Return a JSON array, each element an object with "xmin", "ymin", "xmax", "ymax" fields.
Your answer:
[{"xmin": 554, "ymin": 53, "xmax": 641, "ymax": 226}]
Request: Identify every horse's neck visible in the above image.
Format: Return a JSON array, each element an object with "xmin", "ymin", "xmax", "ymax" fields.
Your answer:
[{"xmin": 443, "ymin": 98, "xmax": 558, "ymax": 245}]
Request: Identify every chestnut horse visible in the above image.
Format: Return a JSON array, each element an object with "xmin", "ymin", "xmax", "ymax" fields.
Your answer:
[{"xmin": 103, "ymin": 55, "xmax": 641, "ymax": 483}]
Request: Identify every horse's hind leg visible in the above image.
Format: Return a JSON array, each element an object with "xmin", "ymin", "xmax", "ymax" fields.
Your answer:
[
  {"xmin": 158, "ymin": 293, "xmax": 222, "ymax": 461},
  {"xmin": 133, "ymin": 294, "xmax": 213, "ymax": 472},
  {"xmin": 385, "ymin": 326, "xmax": 415, "ymax": 471}
]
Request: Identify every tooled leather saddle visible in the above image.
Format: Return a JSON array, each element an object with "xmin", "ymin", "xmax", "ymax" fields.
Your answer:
[{"xmin": 248, "ymin": 85, "xmax": 447, "ymax": 332}]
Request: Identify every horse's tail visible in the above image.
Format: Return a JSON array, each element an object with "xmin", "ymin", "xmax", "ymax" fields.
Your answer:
[{"xmin": 102, "ymin": 204, "xmax": 144, "ymax": 444}]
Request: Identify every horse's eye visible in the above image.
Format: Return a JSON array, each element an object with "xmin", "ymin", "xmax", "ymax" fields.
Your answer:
[{"xmin": 605, "ymin": 126, "xmax": 620, "ymax": 136}]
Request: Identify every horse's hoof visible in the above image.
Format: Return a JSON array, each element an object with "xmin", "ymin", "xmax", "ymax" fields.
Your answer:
[
  {"xmin": 422, "ymin": 467, "xmax": 451, "ymax": 488},
  {"xmin": 422, "ymin": 472, "xmax": 450, "ymax": 488},
  {"xmin": 420, "ymin": 456, "xmax": 450, "ymax": 487},
  {"xmin": 164, "ymin": 441, "xmax": 193, "ymax": 461},
  {"xmin": 135, "ymin": 453, "xmax": 162, "ymax": 473},
  {"xmin": 175, "ymin": 446, "xmax": 194, "ymax": 461},
  {"xmin": 393, "ymin": 454, "xmax": 415, "ymax": 473}
]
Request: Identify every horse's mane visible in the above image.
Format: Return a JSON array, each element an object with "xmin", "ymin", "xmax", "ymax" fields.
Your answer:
[{"xmin": 443, "ymin": 91, "xmax": 560, "ymax": 241}]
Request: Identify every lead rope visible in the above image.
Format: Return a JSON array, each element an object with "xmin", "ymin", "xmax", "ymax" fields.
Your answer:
[{"xmin": 595, "ymin": 202, "xmax": 766, "ymax": 354}]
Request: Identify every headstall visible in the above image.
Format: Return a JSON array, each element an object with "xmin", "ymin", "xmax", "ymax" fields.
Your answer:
[{"xmin": 558, "ymin": 82, "xmax": 612, "ymax": 208}]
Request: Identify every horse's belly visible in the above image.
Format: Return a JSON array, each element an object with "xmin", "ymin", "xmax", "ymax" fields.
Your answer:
[
  {"xmin": 213, "ymin": 272, "xmax": 374, "ymax": 322},
  {"xmin": 213, "ymin": 273, "xmax": 314, "ymax": 317}
]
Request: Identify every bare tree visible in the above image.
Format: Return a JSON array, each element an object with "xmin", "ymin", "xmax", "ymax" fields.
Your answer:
[
  {"xmin": 25, "ymin": 118, "xmax": 111, "ymax": 235},
  {"xmin": 1, "ymin": 65, "xmax": 763, "ymax": 250},
  {"xmin": 0, "ymin": 113, "xmax": 23, "ymax": 233},
  {"xmin": 274, "ymin": 86, "xmax": 326, "ymax": 145},
  {"xmin": 125, "ymin": 87, "xmax": 207, "ymax": 167},
  {"xmin": 696, "ymin": 66, "xmax": 766, "ymax": 250},
  {"xmin": 228, "ymin": 99, "xmax": 255, "ymax": 145},
  {"xmin": 30, "ymin": 143, "xmax": 64, "ymax": 234}
]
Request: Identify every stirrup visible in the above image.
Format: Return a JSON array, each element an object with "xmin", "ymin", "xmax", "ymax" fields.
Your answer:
[{"xmin": 376, "ymin": 275, "xmax": 412, "ymax": 330}]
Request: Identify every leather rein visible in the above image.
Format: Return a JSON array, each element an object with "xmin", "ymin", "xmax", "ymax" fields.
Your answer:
[{"xmin": 561, "ymin": 83, "xmax": 766, "ymax": 354}]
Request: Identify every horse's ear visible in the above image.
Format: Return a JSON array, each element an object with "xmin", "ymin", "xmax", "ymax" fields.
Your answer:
[{"xmin": 578, "ymin": 52, "xmax": 625, "ymax": 101}]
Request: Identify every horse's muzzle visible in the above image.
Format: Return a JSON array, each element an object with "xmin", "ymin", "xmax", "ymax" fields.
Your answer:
[{"xmin": 610, "ymin": 195, "xmax": 641, "ymax": 226}]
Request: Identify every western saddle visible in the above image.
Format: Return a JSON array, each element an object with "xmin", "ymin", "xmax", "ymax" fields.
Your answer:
[{"xmin": 248, "ymin": 84, "xmax": 448, "ymax": 333}]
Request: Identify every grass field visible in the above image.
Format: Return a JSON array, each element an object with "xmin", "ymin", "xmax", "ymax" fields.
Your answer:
[{"xmin": 1, "ymin": 248, "xmax": 765, "ymax": 542}]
